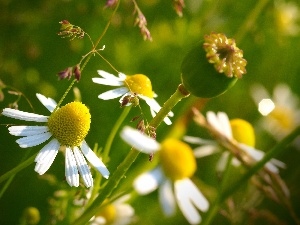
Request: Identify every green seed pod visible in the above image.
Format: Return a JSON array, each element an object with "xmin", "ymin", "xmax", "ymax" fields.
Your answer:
[{"xmin": 181, "ymin": 33, "xmax": 247, "ymax": 98}]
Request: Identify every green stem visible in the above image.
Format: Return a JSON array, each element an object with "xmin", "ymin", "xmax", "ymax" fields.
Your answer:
[
  {"xmin": 71, "ymin": 84, "xmax": 190, "ymax": 225},
  {"xmin": 202, "ymin": 126, "xmax": 300, "ymax": 225},
  {"xmin": 72, "ymin": 148, "xmax": 140, "ymax": 225},
  {"xmin": 149, "ymin": 84, "xmax": 190, "ymax": 128},
  {"xmin": 0, "ymin": 153, "xmax": 37, "ymax": 184},
  {"xmin": 0, "ymin": 150, "xmax": 32, "ymax": 198},
  {"xmin": 102, "ymin": 106, "xmax": 132, "ymax": 162}
]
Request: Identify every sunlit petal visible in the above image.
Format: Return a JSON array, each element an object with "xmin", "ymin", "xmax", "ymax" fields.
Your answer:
[
  {"xmin": 2, "ymin": 108, "xmax": 48, "ymax": 122},
  {"xmin": 174, "ymin": 179, "xmax": 209, "ymax": 224},
  {"xmin": 36, "ymin": 93, "xmax": 57, "ymax": 112},
  {"xmin": 98, "ymin": 87, "xmax": 128, "ymax": 100},
  {"xmin": 120, "ymin": 126, "xmax": 160, "ymax": 154},
  {"xmin": 159, "ymin": 179, "xmax": 176, "ymax": 216},
  {"xmin": 133, "ymin": 167, "xmax": 163, "ymax": 194},
  {"xmin": 16, "ymin": 132, "xmax": 52, "ymax": 148},
  {"xmin": 65, "ymin": 147, "xmax": 79, "ymax": 187},
  {"xmin": 81, "ymin": 141, "xmax": 110, "ymax": 179},
  {"xmin": 73, "ymin": 147, "xmax": 93, "ymax": 188},
  {"xmin": 8, "ymin": 126, "xmax": 49, "ymax": 136}
]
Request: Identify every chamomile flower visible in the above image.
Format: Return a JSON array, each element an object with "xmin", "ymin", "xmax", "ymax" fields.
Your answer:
[
  {"xmin": 120, "ymin": 127, "xmax": 209, "ymax": 224},
  {"xmin": 251, "ymin": 83, "xmax": 300, "ymax": 141},
  {"xmin": 1, "ymin": 93, "xmax": 109, "ymax": 188},
  {"xmin": 90, "ymin": 195, "xmax": 135, "ymax": 225},
  {"xmin": 92, "ymin": 70, "xmax": 173, "ymax": 125},
  {"xmin": 184, "ymin": 111, "xmax": 285, "ymax": 173}
]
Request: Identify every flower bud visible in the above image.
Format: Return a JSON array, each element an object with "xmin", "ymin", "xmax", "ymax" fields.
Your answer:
[{"xmin": 181, "ymin": 33, "xmax": 247, "ymax": 98}]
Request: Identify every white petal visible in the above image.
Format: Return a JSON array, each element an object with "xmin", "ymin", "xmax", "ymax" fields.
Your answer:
[
  {"xmin": 175, "ymin": 179, "xmax": 209, "ymax": 224},
  {"xmin": 92, "ymin": 77, "xmax": 124, "ymax": 86},
  {"xmin": 184, "ymin": 136, "xmax": 216, "ymax": 145},
  {"xmin": 16, "ymin": 132, "xmax": 52, "ymax": 148},
  {"xmin": 114, "ymin": 204, "xmax": 135, "ymax": 218},
  {"xmin": 2, "ymin": 108, "xmax": 48, "ymax": 122},
  {"xmin": 36, "ymin": 93, "xmax": 57, "ymax": 113},
  {"xmin": 141, "ymin": 96, "xmax": 173, "ymax": 125},
  {"xmin": 97, "ymin": 70, "xmax": 125, "ymax": 81},
  {"xmin": 81, "ymin": 141, "xmax": 110, "ymax": 179},
  {"xmin": 65, "ymin": 147, "xmax": 79, "ymax": 187},
  {"xmin": 35, "ymin": 139, "xmax": 60, "ymax": 163},
  {"xmin": 206, "ymin": 111, "xmax": 232, "ymax": 139},
  {"xmin": 93, "ymin": 216, "xmax": 106, "ymax": 225},
  {"xmin": 134, "ymin": 167, "xmax": 163, "ymax": 194},
  {"xmin": 8, "ymin": 126, "xmax": 49, "ymax": 136},
  {"xmin": 120, "ymin": 126, "xmax": 160, "ymax": 154},
  {"xmin": 98, "ymin": 87, "xmax": 128, "ymax": 100},
  {"xmin": 193, "ymin": 145, "xmax": 220, "ymax": 158},
  {"xmin": 216, "ymin": 151, "xmax": 230, "ymax": 172},
  {"xmin": 239, "ymin": 144, "xmax": 283, "ymax": 173},
  {"xmin": 34, "ymin": 139, "xmax": 59, "ymax": 175},
  {"xmin": 73, "ymin": 147, "xmax": 93, "ymax": 188},
  {"xmin": 217, "ymin": 112, "xmax": 232, "ymax": 139},
  {"xmin": 159, "ymin": 179, "xmax": 176, "ymax": 216}
]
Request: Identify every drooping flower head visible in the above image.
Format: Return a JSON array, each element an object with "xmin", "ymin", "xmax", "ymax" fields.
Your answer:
[
  {"xmin": 120, "ymin": 127, "xmax": 209, "ymax": 224},
  {"xmin": 92, "ymin": 70, "xmax": 173, "ymax": 125},
  {"xmin": 2, "ymin": 94, "xmax": 109, "ymax": 188}
]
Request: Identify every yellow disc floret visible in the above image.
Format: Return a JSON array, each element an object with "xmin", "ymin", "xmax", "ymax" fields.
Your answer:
[
  {"xmin": 47, "ymin": 102, "xmax": 91, "ymax": 147},
  {"xmin": 160, "ymin": 138, "xmax": 196, "ymax": 181},
  {"xmin": 124, "ymin": 74, "xmax": 154, "ymax": 98},
  {"xmin": 230, "ymin": 119, "xmax": 255, "ymax": 147},
  {"xmin": 96, "ymin": 200, "xmax": 116, "ymax": 224}
]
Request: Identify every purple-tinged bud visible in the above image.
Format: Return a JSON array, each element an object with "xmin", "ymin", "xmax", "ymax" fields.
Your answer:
[
  {"xmin": 57, "ymin": 67, "xmax": 73, "ymax": 80},
  {"xmin": 73, "ymin": 65, "xmax": 81, "ymax": 81}
]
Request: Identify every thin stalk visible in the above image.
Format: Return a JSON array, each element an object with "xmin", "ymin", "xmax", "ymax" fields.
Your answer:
[
  {"xmin": 102, "ymin": 106, "xmax": 132, "ymax": 162},
  {"xmin": 0, "ymin": 153, "xmax": 37, "ymax": 184}
]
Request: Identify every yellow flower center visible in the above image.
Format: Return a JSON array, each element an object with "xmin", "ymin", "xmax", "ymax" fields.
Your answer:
[
  {"xmin": 269, "ymin": 107, "xmax": 294, "ymax": 130},
  {"xmin": 230, "ymin": 119, "xmax": 255, "ymax": 147},
  {"xmin": 96, "ymin": 201, "xmax": 116, "ymax": 224},
  {"xmin": 160, "ymin": 138, "xmax": 196, "ymax": 181},
  {"xmin": 124, "ymin": 74, "xmax": 154, "ymax": 98},
  {"xmin": 47, "ymin": 102, "xmax": 91, "ymax": 147}
]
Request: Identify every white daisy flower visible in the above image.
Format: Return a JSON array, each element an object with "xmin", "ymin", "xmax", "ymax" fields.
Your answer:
[
  {"xmin": 120, "ymin": 126, "xmax": 209, "ymax": 224},
  {"xmin": 90, "ymin": 194, "xmax": 135, "ymax": 225},
  {"xmin": 1, "ymin": 93, "xmax": 109, "ymax": 188},
  {"xmin": 92, "ymin": 70, "xmax": 173, "ymax": 125},
  {"xmin": 184, "ymin": 111, "xmax": 285, "ymax": 174},
  {"xmin": 251, "ymin": 83, "xmax": 300, "ymax": 141}
]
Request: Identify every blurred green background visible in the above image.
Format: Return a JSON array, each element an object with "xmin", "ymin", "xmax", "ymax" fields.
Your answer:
[{"xmin": 1, "ymin": 0, "xmax": 300, "ymax": 224}]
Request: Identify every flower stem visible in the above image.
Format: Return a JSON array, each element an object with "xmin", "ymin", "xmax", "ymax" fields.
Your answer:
[
  {"xmin": 0, "ymin": 150, "xmax": 32, "ymax": 198},
  {"xmin": 72, "ymin": 148, "xmax": 140, "ymax": 225},
  {"xmin": 0, "ymin": 153, "xmax": 37, "ymax": 184},
  {"xmin": 102, "ymin": 106, "xmax": 132, "ymax": 162},
  {"xmin": 202, "ymin": 125, "xmax": 300, "ymax": 225},
  {"xmin": 149, "ymin": 84, "xmax": 190, "ymax": 128},
  {"xmin": 71, "ymin": 84, "xmax": 190, "ymax": 225}
]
